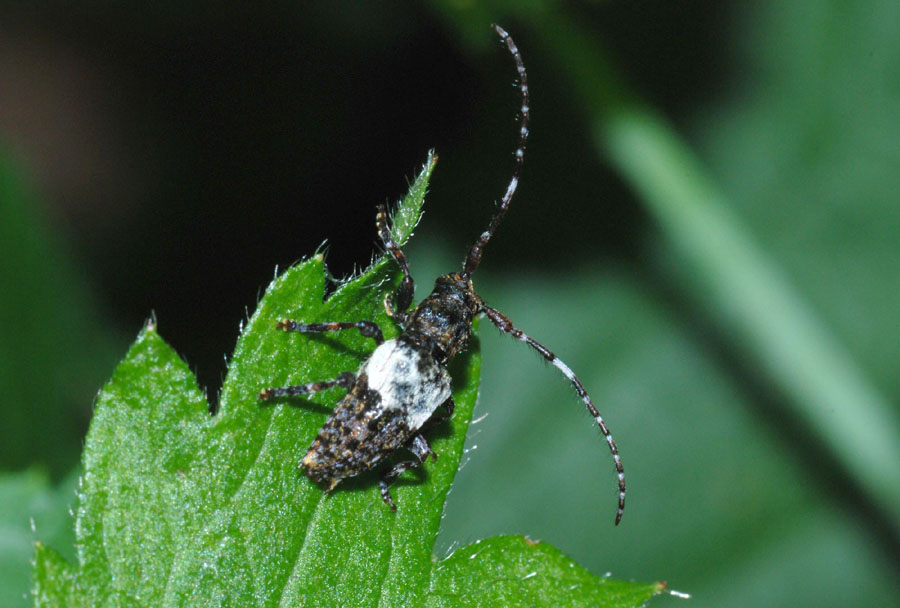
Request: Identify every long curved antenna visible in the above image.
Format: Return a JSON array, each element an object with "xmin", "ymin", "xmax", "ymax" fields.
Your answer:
[
  {"xmin": 463, "ymin": 24, "xmax": 530, "ymax": 277},
  {"xmin": 481, "ymin": 305, "xmax": 626, "ymax": 525}
]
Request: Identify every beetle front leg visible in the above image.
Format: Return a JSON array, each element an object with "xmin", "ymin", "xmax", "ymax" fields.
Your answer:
[{"xmin": 376, "ymin": 204, "xmax": 415, "ymax": 323}]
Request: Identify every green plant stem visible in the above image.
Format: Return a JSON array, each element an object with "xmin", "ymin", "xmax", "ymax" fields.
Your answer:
[{"xmin": 521, "ymin": 6, "xmax": 900, "ymax": 529}]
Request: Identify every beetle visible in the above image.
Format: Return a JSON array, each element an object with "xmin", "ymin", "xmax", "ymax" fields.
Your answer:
[{"xmin": 259, "ymin": 25, "xmax": 626, "ymax": 525}]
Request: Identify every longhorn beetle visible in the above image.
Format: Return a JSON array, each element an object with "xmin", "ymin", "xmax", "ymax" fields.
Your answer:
[{"xmin": 259, "ymin": 24, "xmax": 626, "ymax": 525}]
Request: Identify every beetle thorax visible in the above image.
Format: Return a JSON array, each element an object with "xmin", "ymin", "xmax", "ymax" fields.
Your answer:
[{"xmin": 402, "ymin": 272, "xmax": 480, "ymax": 364}]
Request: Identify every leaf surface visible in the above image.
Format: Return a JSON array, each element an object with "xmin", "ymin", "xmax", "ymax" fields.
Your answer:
[{"xmin": 428, "ymin": 536, "xmax": 663, "ymax": 608}]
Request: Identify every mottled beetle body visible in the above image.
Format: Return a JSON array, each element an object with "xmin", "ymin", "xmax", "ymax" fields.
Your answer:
[
  {"xmin": 260, "ymin": 26, "xmax": 627, "ymax": 524},
  {"xmin": 301, "ymin": 337, "xmax": 451, "ymax": 490}
]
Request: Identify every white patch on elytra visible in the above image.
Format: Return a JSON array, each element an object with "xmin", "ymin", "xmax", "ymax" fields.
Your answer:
[{"xmin": 361, "ymin": 339, "xmax": 451, "ymax": 431}]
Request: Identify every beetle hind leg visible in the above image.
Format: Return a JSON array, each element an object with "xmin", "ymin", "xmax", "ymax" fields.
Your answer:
[{"xmin": 378, "ymin": 433, "xmax": 434, "ymax": 511}]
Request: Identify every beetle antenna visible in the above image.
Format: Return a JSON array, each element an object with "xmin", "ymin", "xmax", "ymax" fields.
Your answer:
[{"xmin": 463, "ymin": 24, "xmax": 530, "ymax": 277}]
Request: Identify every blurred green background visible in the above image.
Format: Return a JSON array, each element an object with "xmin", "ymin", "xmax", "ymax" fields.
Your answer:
[{"xmin": 1, "ymin": 1, "xmax": 898, "ymax": 606}]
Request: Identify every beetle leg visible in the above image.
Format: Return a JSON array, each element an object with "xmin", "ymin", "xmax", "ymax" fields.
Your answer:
[
  {"xmin": 378, "ymin": 433, "xmax": 434, "ymax": 511},
  {"xmin": 376, "ymin": 204, "xmax": 414, "ymax": 323},
  {"xmin": 275, "ymin": 320, "xmax": 384, "ymax": 345},
  {"xmin": 259, "ymin": 371, "xmax": 356, "ymax": 401}
]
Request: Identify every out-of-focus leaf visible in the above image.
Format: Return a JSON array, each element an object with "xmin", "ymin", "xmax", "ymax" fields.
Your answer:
[
  {"xmin": 430, "ymin": 2, "xmax": 900, "ymax": 606},
  {"xmin": 0, "ymin": 153, "xmax": 118, "ymax": 475},
  {"xmin": 0, "ymin": 469, "xmax": 77, "ymax": 608},
  {"xmin": 696, "ymin": 2, "xmax": 900, "ymax": 414},
  {"xmin": 436, "ymin": 267, "xmax": 897, "ymax": 607}
]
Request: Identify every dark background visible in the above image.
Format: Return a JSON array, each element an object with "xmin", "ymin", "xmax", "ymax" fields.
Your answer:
[{"xmin": 0, "ymin": 1, "xmax": 726, "ymax": 403}]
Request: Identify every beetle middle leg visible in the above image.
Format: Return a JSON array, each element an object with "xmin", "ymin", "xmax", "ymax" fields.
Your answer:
[
  {"xmin": 274, "ymin": 320, "xmax": 384, "ymax": 345},
  {"xmin": 403, "ymin": 397, "xmax": 455, "ymax": 464},
  {"xmin": 378, "ymin": 433, "xmax": 435, "ymax": 511},
  {"xmin": 259, "ymin": 371, "xmax": 356, "ymax": 401},
  {"xmin": 431, "ymin": 396, "xmax": 455, "ymax": 424},
  {"xmin": 376, "ymin": 204, "xmax": 414, "ymax": 323},
  {"xmin": 420, "ymin": 396, "xmax": 455, "ymax": 446}
]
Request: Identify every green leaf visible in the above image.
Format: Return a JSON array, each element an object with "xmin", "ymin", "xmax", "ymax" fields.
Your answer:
[
  {"xmin": 33, "ymin": 542, "xmax": 82, "ymax": 608},
  {"xmin": 0, "ymin": 152, "xmax": 118, "ymax": 475},
  {"xmin": 31, "ymin": 152, "xmax": 660, "ymax": 607},
  {"xmin": 428, "ymin": 536, "xmax": 663, "ymax": 608},
  {"xmin": 0, "ymin": 469, "xmax": 77, "ymax": 608},
  {"xmin": 529, "ymin": 0, "xmax": 900, "ymax": 529}
]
